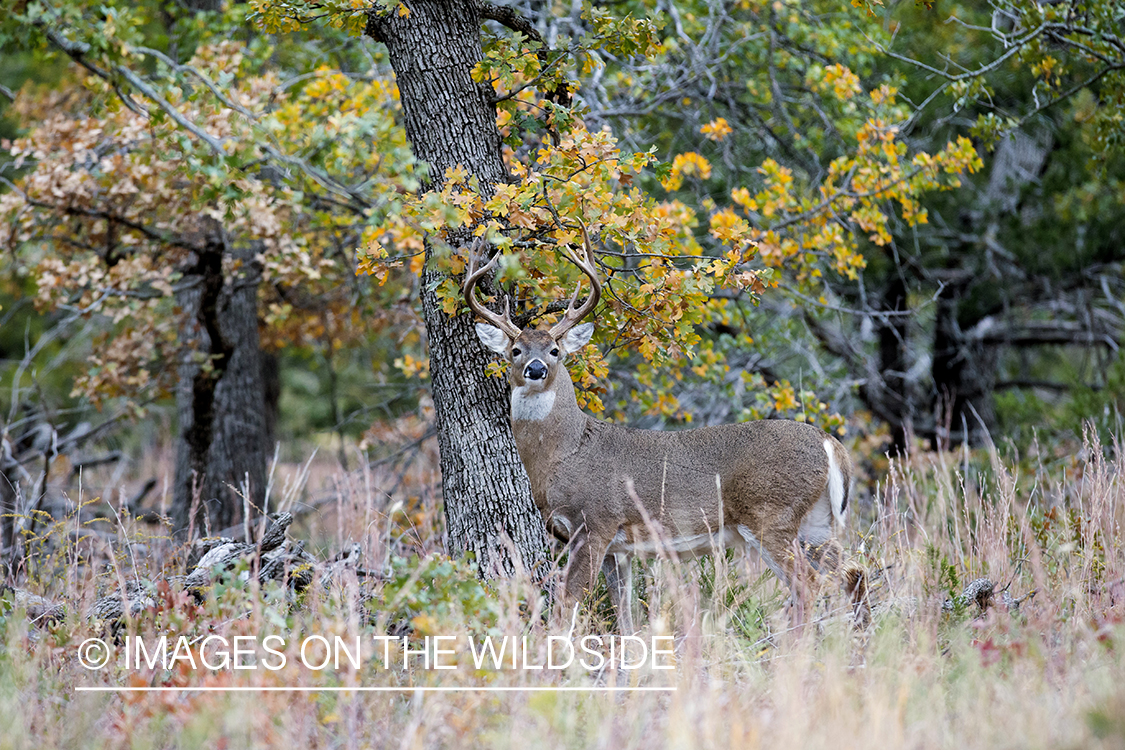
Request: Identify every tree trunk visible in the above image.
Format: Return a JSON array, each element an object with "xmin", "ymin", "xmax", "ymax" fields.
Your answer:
[
  {"xmin": 878, "ymin": 275, "xmax": 910, "ymax": 454},
  {"xmin": 0, "ymin": 457, "xmax": 17, "ymax": 577},
  {"xmin": 173, "ymin": 228, "xmax": 269, "ymax": 536},
  {"xmin": 261, "ymin": 350, "xmax": 281, "ymax": 453},
  {"xmin": 930, "ymin": 283, "xmax": 998, "ymax": 449},
  {"xmin": 367, "ymin": 1, "xmax": 549, "ymax": 579}
]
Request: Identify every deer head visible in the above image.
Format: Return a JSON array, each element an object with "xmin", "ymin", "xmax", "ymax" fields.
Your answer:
[{"xmin": 465, "ymin": 220, "xmax": 601, "ymax": 396}]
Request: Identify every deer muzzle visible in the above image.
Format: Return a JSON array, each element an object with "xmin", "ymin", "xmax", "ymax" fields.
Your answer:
[{"xmin": 524, "ymin": 360, "xmax": 548, "ymax": 381}]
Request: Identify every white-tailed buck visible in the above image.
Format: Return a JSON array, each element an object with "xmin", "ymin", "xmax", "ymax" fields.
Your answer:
[{"xmin": 465, "ymin": 222, "xmax": 852, "ymax": 633}]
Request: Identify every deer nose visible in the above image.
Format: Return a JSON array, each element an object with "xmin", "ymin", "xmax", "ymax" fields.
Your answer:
[{"xmin": 524, "ymin": 360, "xmax": 548, "ymax": 381}]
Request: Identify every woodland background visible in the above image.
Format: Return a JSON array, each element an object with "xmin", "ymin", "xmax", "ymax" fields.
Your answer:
[{"xmin": 0, "ymin": 1, "xmax": 1123, "ymax": 748}]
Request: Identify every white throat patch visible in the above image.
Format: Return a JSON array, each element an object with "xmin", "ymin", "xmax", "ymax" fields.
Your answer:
[{"xmin": 511, "ymin": 386, "xmax": 555, "ymax": 422}]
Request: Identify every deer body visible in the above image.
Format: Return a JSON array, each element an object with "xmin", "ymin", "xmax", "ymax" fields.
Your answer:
[
  {"xmin": 516, "ymin": 377, "xmax": 846, "ymax": 559},
  {"xmin": 463, "ymin": 224, "xmax": 852, "ymax": 633}
]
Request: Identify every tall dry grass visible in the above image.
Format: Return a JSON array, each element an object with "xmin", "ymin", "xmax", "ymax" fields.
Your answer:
[{"xmin": 1, "ymin": 427, "xmax": 1123, "ymax": 750}]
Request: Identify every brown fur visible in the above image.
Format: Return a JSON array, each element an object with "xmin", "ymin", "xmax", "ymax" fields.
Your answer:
[{"xmin": 489, "ymin": 327, "xmax": 854, "ymax": 632}]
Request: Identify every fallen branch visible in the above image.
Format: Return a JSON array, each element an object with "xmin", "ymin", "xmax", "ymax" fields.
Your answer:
[
  {"xmin": 942, "ymin": 577, "xmax": 1036, "ymax": 616},
  {"xmin": 9, "ymin": 512, "xmax": 376, "ymax": 631}
]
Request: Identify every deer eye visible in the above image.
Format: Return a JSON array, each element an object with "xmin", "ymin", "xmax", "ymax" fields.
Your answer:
[
  {"xmin": 511, "ymin": 347, "xmax": 522, "ymax": 357},
  {"xmin": 550, "ymin": 348, "xmax": 559, "ymax": 357}
]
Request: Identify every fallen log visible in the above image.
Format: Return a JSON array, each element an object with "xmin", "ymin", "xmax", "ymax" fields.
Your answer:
[
  {"xmin": 12, "ymin": 512, "xmax": 365, "ymax": 631},
  {"xmin": 942, "ymin": 577, "xmax": 1036, "ymax": 616}
]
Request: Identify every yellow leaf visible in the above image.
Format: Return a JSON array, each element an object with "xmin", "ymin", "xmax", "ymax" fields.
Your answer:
[{"xmin": 700, "ymin": 117, "xmax": 733, "ymax": 142}]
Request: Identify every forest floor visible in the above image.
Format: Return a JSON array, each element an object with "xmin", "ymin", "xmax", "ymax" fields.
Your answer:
[{"xmin": 1, "ymin": 428, "xmax": 1124, "ymax": 750}]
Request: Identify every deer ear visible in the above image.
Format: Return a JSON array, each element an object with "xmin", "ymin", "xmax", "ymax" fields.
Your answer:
[
  {"xmin": 475, "ymin": 323, "xmax": 511, "ymax": 354},
  {"xmin": 560, "ymin": 322, "xmax": 594, "ymax": 354}
]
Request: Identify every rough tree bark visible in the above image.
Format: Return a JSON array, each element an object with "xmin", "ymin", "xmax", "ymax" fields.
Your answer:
[
  {"xmin": 930, "ymin": 280, "xmax": 999, "ymax": 449},
  {"xmin": 878, "ymin": 275, "xmax": 910, "ymax": 454},
  {"xmin": 366, "ymin": 1, "xmax": 549, "ymax": 579},
  {"xmin": 172, "ymin": 225, "xmax": 269, "ymax": 535},
  {"xmin": 0, "ymin": 450, "xmax": 17, "ymax": 575}
]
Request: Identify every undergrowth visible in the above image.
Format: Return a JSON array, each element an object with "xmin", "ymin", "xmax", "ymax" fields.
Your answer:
[{"xmin": 0, "ymin": 429, "xmax": 1123, "ymax": 749}]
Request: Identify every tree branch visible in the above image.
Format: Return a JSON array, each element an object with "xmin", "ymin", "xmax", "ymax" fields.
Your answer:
[
  {"xmin": 0, "ymin": 176, "xmax": 202, "ymax": 251},
  {"xmin": 877, "ymin": 23, "xmax": 1046, "ymax": 84},
  {"xmin": 478, "ymin": 1, "xmax": 571, "ymax": 106},
  {"xmin": 44, "ymin": 23, "xmax": 372, "ymax": 210},
  {"xmin": 995, "ymin": 379, "xmax": 1095, "ymax": 392},
  {"xmin": 134, "ymin": 46, "xmax": 259, "ymax": 119},
  {"xmin": 968, "ymin": 319, "xmax": 1121, "ymax": 350},
  {"xmin": 478, "ymin": 2, "xmax": 543, "ymax": 44}
]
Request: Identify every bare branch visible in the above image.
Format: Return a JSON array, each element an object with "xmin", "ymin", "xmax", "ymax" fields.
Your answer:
[
  {"xmin": 876, "ymin": 23, "xmax": 1047, "ymax": 84},
  {"xmin": 967, "ymin": 318, "xmax": 1121, "ymax": 351},
  {"xmin": 478, "ymin": 2, "xmax": 543, "ymax": 45}
]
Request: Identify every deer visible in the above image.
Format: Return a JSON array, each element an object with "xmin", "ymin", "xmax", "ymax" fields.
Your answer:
[{"xmin": 463, "ymin": 221, "xmax": 853, "ymax": 634}]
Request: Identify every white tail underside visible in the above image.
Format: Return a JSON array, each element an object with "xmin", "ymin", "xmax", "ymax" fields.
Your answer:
[{"xmin": 823, "ymin": 439, "xmax": 846, "ymax": 528}]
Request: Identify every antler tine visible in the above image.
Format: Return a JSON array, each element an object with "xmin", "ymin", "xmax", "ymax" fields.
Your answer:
[
  {"xmin": 462, "ymin": 236, "xmax": 522, "ymax": 339},
  {"xmin": 548, "ymin": 217, "xmax": 603, "ymax": 340}
]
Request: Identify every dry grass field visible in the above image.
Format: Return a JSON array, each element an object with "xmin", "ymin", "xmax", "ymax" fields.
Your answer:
[{"xmin": 1, "ymin": 428, "xmax": 1123, "ymax": 750}]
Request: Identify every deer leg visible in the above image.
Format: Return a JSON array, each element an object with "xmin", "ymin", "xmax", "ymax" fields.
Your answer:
[
  {"xmin": 602, "ymin": 553, "xmax": 636, "ymax": 635},
  {"xmin": 802, "ymin": 538, "xmax": 843, "ymax": 574},
  {"xmin": 786, "ymin": 537, "xmax": 815, "ymax": 625},
  {"xmin": 736, "ymin": 525, "xmax": 792, "ymax": 588},
  {"xmin": 561, "ymin": 526, "xmax": 614, "ymax": 611},
  {"xmin": 743, "ymin": 526, "xmax": 820, "ymax": 626}
]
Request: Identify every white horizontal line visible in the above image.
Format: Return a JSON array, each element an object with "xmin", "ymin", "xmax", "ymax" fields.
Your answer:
[{"xmin": 75, "ymin": 686, "xmax": 676, "ymax": 693}]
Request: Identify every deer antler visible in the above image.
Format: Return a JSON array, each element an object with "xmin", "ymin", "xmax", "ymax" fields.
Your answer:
[
  {"xmin": 548, "ymin": 217, "xmax": 602, "ymax": 340},
  {"xmin": 462, "ymin": 236, "xmax": 522, "ymax": 339}
]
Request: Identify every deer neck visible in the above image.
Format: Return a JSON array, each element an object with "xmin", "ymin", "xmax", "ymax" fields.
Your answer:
[{"xmin": 510, "ymin": 366, "xmax": 587, "ymax": 503}]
